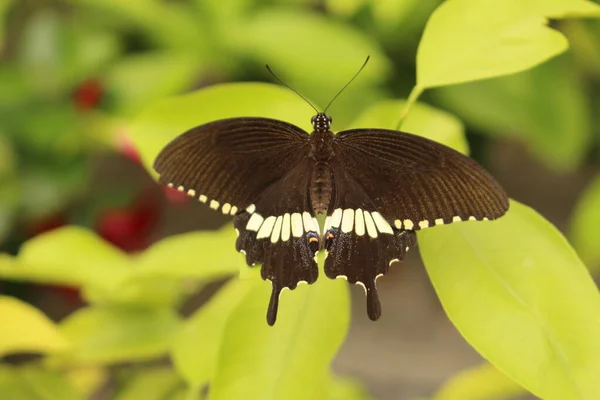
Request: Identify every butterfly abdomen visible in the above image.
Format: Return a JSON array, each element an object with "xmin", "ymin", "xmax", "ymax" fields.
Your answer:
[{"xmin": 310, "ymin": 161, "xmax": 334, "ymax": 215}]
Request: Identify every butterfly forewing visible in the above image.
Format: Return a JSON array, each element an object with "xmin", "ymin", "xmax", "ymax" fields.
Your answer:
[
  {"xmin": 332, "ymin": 129, "xmax": 509, "ymax": 229},
  {"xmin": 154, "ymin": 117, "xmax": 310, "ymax": 215},
  {"xmin": 154, "ymin": 118, "xmax": 319, "ymax": 326}
]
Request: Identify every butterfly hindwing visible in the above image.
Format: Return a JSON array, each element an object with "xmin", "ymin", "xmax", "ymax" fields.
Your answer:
[
  {"xmin": 233, "ymin": 159, "xmax": 320, "ymax": 325},
  {"xmin": 154, "ymin": 117, "xmax": 310, "ymax": 214},
  {"xmin": 332, "ymin": 128, "xmax": 509, "ymax": 229},
  {"xmin": 323, "ymin": 165, "xmax": 417, "ymax": 320}
]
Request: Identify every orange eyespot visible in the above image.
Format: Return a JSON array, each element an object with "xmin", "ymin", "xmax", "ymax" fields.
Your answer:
[
  {"xmin": 327, "ymin": 233, "xmax": 334, "ymax": 239},
  {"xmin": 309, "ymin": 237, "xmax": 319, "ymax": 243}
]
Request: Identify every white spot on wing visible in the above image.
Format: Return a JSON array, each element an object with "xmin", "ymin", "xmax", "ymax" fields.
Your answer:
[
  {"xmin": 240, "ymin": 249, "xmax": 246, "ymax": 255},
  {"xmin": 291, "ymin": 213, "xmax": 303, "ymax": 237},
  {"xmin": 354, "ymin": 208, "xmax": 365, "ymax": 236},
  {"xmin": 331, "ymin": 208, "xmax": 343, "ymax": 228},
  {"xmin": 341, "ymin": 208, "xmax": 354, "ymax": 233},
  {"xmin": 278, "ymin": 286, "xmax": 290, "ymax": 300},
  {"xmin": 363, "ymin": 211, "xmax": 378, "ymax": 238},
  {"xmin": 355, "ymin": 281, "xmax": 367, "ymax": 295},
  {"xmin": 235, "ymin": 228, "xmax": 240, "ymax": 237},
  {"xmin": 452, "ymin": 216, "xmax": 462, "ymax": 222},
  {"xmin": 302, "ymin": 212, "xmax": 313, "ymax": 232},
  {"xmin": 187, "ymin": 189, "xmax": 196, "ymax": 197},
  {"xmin": 199, "ymin": 195, "xmax": 207, "ymax": 203},
  {"xmin": 257, "ymin": 216, "xmax": 276, "ymax": 239},
  {"xmin": 483, "ymin": 217, "xmax": 489, "ymax": 221},
  {"xmin": 394, "ymin": 219, "xmax": 402, "ymax": 229},
  {"xmin": 281, "ymin": 213, "xmax": 291, "ymax": 242},
  {"xmin": 403, "ymin": 219, "xmax": 414, "ymax": 230},
  {"xmin": 222, "ymin": 203, "xmax": 231, "ymax": 214},
  {"xmin": 434, "ymin": 218, "xmax": 444, "ymax": 226},
  {"xmin": 324, "ymin": 216, "xmax": 332, "ymax": 231},
  {"xmin": 246, "ymin": 213, "xmax": 264, "ymax": 231},
  {"xmin": 167, "ymin": 183, "xmax": 174, "ymax": 188},
  {"xmin": 372, "ymin": 212, "xmax": 393, "ymax": 234},
  {"xmin": 246, "ymin": 204, "xmax": 256, "ymax": 214},
  {"xmin": 177, "ymin": 185, "xmax": 185, "ymax": 192},
  {"xmin": 312, "ymin": 218, "xmax": 320, "ymax": 235},
  {"xmin": 389, "ymin": 258, "xmax": 399, "ymax": 266},
  {"xmin": 230, "ymin": 206, "xmax": 238, "ymax": 215},
  {"xmin": 297, "ymin": 280, "xmax": 308, "ymax": 286},
  {"xmin": 336, "ymin": 275, "xmax": 348, "ymax": 281},
  {"xmin": 468, "ymin": 216, "xmax": 476, "ymax": 221},
  {"xmin": 210, "ymin": 200, "xmax": 220, "ymax": 210},
  {"xmin": 418, "ymin": 220, "xmax": 429, "ymax": 229},
  {"xmin": 271, "ymin": 215, "xmax": 283, "ymax": 243}
]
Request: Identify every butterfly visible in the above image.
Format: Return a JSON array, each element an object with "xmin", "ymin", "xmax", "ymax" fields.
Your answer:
[{"xmin": 153, "ymin": 61, "xmax": 509, "ymax": 325}]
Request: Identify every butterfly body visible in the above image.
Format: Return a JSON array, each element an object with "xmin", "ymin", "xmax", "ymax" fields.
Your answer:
[{"xmin": 154, "ymin": 112, "xmax": 509, "ymax": 325}]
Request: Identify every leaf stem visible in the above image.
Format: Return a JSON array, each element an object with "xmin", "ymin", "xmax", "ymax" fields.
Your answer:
[{"xmin": 396, "ymin": 85, "xmax": 425, "ymax": 130}]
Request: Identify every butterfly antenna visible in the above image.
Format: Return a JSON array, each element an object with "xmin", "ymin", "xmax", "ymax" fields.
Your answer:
[
  {"xmin": 265, "ymin": 64, "xmax": 319, "ymax": 114},
  {"xmin": 323, "ymin": 55, "xmax": 370, "ymax": 114}
]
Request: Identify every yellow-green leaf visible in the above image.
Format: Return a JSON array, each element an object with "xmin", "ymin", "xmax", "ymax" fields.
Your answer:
[
  {"xmin": 0, "ymin": 365, "xmax": 82, "ymax": 400},
  {"xmin": 0, "ymin": 295, "xmax": 69, "ymax": 356},
  {"xmin": 346, "ymin": 99, "xmax": 468, "ymax": 154},
  {"xmin": 54, "ymin": 306, "xmax": 180, "ymax": 365},
  {"xmin": 171, "ymin": 277, "xmax": 256, "ymax": 387},
  {"xmin": 570, "ymin": 174, "xmax": 600, "ymax": 272},
  {"xmin": 12, "ymin": 226, "xmax": 127, "ymax": 288},
  {"xmin": 210, "ymin": 267, "xmax": 350, "ymax": 400},
  {"xmin": 416, "ymin": 0, "xmax": 600, "ymax": 88},
  {"xmin": 420, "ymin": 201, "xmax": 600, "ymax": 399},
  {"xmin": 435, "ymin": 363, "xmax": 527, "ymax": 400}
]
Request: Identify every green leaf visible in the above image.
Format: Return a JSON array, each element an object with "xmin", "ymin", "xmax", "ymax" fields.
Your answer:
[
  {"xmin": 318, "ymin": 374, "xmax": 373, "ymax": 400},
  {"xmin": 434, "ymin": 363, "xmax": 527, "ymax": 400},
  {"xmin": 432, "ymin": 56, "xmax": 591, "ymax": 172},
  {"xmin": 419, "ymin": 200, "xmax": 600, "ymax": 399},
  {"xmin": 416, "ymin": 0, "xmax": 600, "ymax": 88},
  {"xmin": 171, "ymin": 277, "xmax": 256, "ymax": 388},
  {"xmin": 570, "ymin": 174, "xmax": 600, "ymax": 272},
  {"xmin": 227, "ymin": 10, "xmax": 390, "ymax": 107},
  {"xmin": 105, "ymin": 52, "xmax": 205, "ymax": 115},
  {"xmin": 54, "ymin": 306, "xmax": 181, "ymax": 365},
  {"xmin": 132, "ymin": 225, "xmax": 241, "ymax": 281},
  {"xmin": 114, "ymin": 367, "xmax": 185, "ymax": 400},
  {"xmin": 11, "ymin": 226, "xmax": 127, "ymax": 289},
  {"xmin": 0, "ymin": 295, "xmax": 69, "ymax": 356},
  {"xmin": 210, "ymin": 266, "xmax": 350, "ymax": 400},
  {"xmin": 346, "ymin": 99, "xmax": 468, "ymax": 154},
  {"xmin": 0, "ymin": 365, "xmax": 82, "ymax": 400},
  {"xmin": 0, "ymin": 0, "xmax": 15, "ymax": 49},
  {"xmin": 127, "ymin": 82, "xmax": 315, "ymax": 176}
]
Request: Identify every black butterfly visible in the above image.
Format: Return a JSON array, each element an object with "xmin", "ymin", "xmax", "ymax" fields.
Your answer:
[{"xmin": 154, "ymin": 107, "xmax": 509, "ymax": 325}]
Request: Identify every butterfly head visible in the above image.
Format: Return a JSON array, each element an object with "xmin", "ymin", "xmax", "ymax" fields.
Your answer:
[{"xmin": 311, "ymin": 113, "xmax": 332, "ymax": 132}]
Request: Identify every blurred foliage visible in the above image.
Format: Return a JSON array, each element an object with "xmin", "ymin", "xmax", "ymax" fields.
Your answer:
[{"xmin": 2, "ymin": 0, "xmax": 600, "ymax": 399}]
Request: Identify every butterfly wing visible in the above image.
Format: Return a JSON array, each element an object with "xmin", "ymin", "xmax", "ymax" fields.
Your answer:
[
  {"xmin": 332, "ymin": 128, "xmax": 509, "ymax": 228},
  {"xmin": 154, "ymin": 118, "xmax": 319, "ymax": 325},
  {"xmin": 324, "ymin": 128, "xmax": 508, "ymax": 320},
  {"xmin": 154, "ymin": 117, "xmax": 311, "ymax": 215}
]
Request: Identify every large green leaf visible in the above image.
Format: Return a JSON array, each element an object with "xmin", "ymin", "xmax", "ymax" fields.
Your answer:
[
  {"xmin": 54, "ymin": 306, "xmax": 181, "ymax": 365},
  {"xmin": 105, "ymin": 52, "xmax": 205, "ymax": 115},
  {"xmin": 570, "ymin": 174, "xmax": 600, "ymax": 272},
  {"xmin": 417, "ymin": 0, "xmax": 600, "ymax": 89},
  {"xmin": 210, "ymin": 266, "xmax": 350, "ymax": 400},
  {"xmin": 419, "ymin": 200, "xmax": 600, "ymax": 399},
  {"xmin": 0, "ymin": 295, "xmax": 69, "ymax": 357},
  {"xmin": 114, "ymin": 367, "xmax": 185, "ymax": 400},
  {"xmin": 432, "ymin": 56, "xmax": 591, "ymax": 172},
  {"xmin": 10, "ymin": 226, "xmax": 127, "ymax": 289},
  {"xmin": 132, "ymin": 226, "xmax": 240, "ymax": 281},
  {"xmin": 434, "ymin": 363, "xmax": 527, "ymax": 400},
  {"xmin": 346, "ymin": 99, "xmax": 468, "ymax": 154},
  {"xmin": 0, "ymin": 365, "xmax": 82, "ymax": 400},
  {"xmin": 171, "ymin": 277, "xmax": 256, "ymax": 388},
  {"xmin": 127, "ymin": 82, "xmax": 313, "ymax": 177},
  {"xmin": 226, "ymin": 10, "xmax": 390, "ymax": 108}
]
